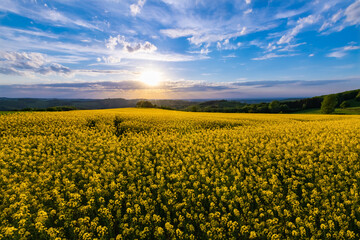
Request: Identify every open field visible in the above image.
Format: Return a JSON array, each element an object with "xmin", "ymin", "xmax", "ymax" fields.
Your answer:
[
  {"xmin": 0, "ymin": 111, "xmax": 13, "ymax": 115},
  {"xmin": 1, "ymin": 109, "xmax": 359, "ymax": 239},
  {"xmin": 293, "ymin": 107, "xmax": 360, "ymax": 115},
  {"xmin": 335, "ymin": 107, "xmax": 360, "ymax": 115}
]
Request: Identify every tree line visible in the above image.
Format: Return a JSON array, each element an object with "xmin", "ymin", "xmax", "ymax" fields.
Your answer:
[{"xmin": 175, "ymin": 89, "xmax": 360, "ymax": 114}]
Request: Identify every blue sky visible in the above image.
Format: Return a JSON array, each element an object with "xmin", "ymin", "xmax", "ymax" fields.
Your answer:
[{"xmin": 0, "ymin": 0, "xmax": 359, "ymax": 99}]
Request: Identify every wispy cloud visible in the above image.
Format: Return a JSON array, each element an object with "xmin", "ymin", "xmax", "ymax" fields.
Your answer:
[
  {"xmin": 0, "ymin": 0, "xmax": 20, "ymax": 14},
  {"xmin": 1, "ymin": 78, "xmax": 357, "ymax": 99},
  {"xmin": 232, "ymin": 79, "xmax": 349, "ymax": 88},
  {"xmin": 130, "ymin": 0, "xmax": 147, "ymax": 16},
  {"xmin": 223, "ymin": 53, "xmax": 237, "ymax": 58},
  {"xmin": 327, "ymin": 43, "xmax": 360, "ymax": 58},
  {"xmin": 0, "ymin": 51, "xmax": 136, "ymax": 77},
  {"xmin": 278, "ymin": 15, "xmax": 318, "ymax": 45},
  {"xmin": 319, "ymin": 10, "xmax": 344, "ymax": 32},
  {"xmin": 345, "ymin": 0, "xmax": 360, "ymax": 25},
  {"xmin": 72, "ymin": 69, "xmax": 135, "ymax": 77},
  {"xmin": 318, "ymin": 0, "xmax": 360, "ymax": 34},
  {"xmin": 274, "ymin": 9, "xmax": 308, "ymax": 19},
  {"xmin": 0, "ymin": 1, "xmax": 100, "ymax": 30},
  {"xmin": 252, "ymin": 53, "xmax": 298, "ymax": 61},
  {"xmin": 0, "ymin": 26, "xmax": 59, "ymax": 39},
  {"xmin": 160, "ymin": 29, "xmax": 198, "ymax": 38},
  {"xmin": 161, "ymin": 27, "xmax": 248, "ymax": 46},
  {"xmin": 158, "ymin": 0, "xmax": 358, "ymax": 61},
  {"xmin": 0, "ymin": 27, "xmax": 204, "ymax": 66},
  {"xmin": 0, "ymin": 67, "xmax": 21, "ymax": 75},
  {"xmin": 0, "ymin": 51, "xmax": 71, "ymax": 76}
]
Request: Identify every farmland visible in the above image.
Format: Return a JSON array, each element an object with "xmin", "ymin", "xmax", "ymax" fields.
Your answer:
[{"xmin": 0, "ymin": 109, "xmax": 359, "ymax": 239}]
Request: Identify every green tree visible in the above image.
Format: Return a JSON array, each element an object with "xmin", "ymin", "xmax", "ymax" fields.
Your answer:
[
  {"xmin": 356, "ymin": 91, "xmax": 360, "ymax": 101},
  {"xmin": 321, "ymin": 95, "xmax": 338, "ymax": 114},
  {"xmin": 340, "ymin": 101, "xmax": 349, "ymax": 109},
  {"xmin": 269, "ymin": 101, "xmax": 281, "ymax": 113},
  {"xmin": 280, "ymin": 104, "xmax": 290, "ymax": 113},
  {"xmin": 189, "ymin": 105, "xmax": 199, "ymax": 112},
  {"xmin": 136, "ymin": 100, "xmax": 155, "ymax": 108}
]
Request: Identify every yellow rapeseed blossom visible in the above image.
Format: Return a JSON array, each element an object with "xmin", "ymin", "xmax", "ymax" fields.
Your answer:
[{"xmin": 0, "ymin": 108, "xmax": 359, "ymax": 239}]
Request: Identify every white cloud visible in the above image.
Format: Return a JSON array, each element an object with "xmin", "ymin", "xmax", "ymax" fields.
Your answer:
[
  {"xmin": 200, "ymin": 47, "xmax": 210, "ymax": 55},
  {"xmin": 0, "ymin": 67, "xmax": 21, "ymax": 75},
  {"xmin": 319, "ymin": 10, "xmax": 344, "ymax": 32},
  {"xmin": 0, "ymin": 26, "xmax": 58, "ymax": 39},
  {"xmin": 275, "ymin": 9, "xmax": 308, "ymax": 19},
  {"xmin": 102, "ymin": 56, "xmax": 121, "ymax": 64},
  {"xmin": 332, "ymin": 9, "xmax": 344, "ymax": 22},
  {"xmin": 278, "ymin": 15, "xmax": 317, "ymax": 44},
  {"xmin": 2, "ymin": 52, "xmax": 46, "ymax": 69},
  {"xmin": 186, "ymin": 27, "xmax": 247, "ymax": 46},
  {"xmin": 160, "ymin": 29, "xmax": 198, "ymax": 38},
  {"xmin": 37, "ymin": 63, "xmax": 71, "ymax": 75},
  {"xmin": 0, "ymin": 51, "xmax": 139, "ymax": 78},
  {"xmin": 72, "ymin": 69, "xmax": 135, "ymax": 77},
  {"xmin": 345, "ymin": 0, "xmax": 360, "ymax": 25},
  {"xmin": 106, "ymin": 36, "xmax": 119, "ymax": 50},
  {"xmin": 151, "ymin": 2, "xmax": 283, "ymax": 53},
  {"xmin": 224, "ymin": 53, "xmax": 236, "ymax": 58},
  {"xmin": 319, "ymin": 1, "xmax": 360, "ymax": 34},
  {"xmin": 159, "ymin": 0, "xmax": 204, "ymax": 10},
  {"xmin": 0, "ymin": 1, "xmax": 100, "ymax": 30},
  {"xmin": 0, "ymin": 51, "xmax": 71, "ymax": 76},
  {"xmin": 277, "ymin": 42, "xmax": 306, "ymax": 52},
  {"xmin": 327, "ymin": 43, "xmax": 360, "ymax": 58},
  {"xmin": 130, "ymin": 0, "xmax": 146, "ymax": 16},
  {"xmin": 3, "ymin": 78, "xmax": 357, "ymax": 99},
  {"xmin": 216, "ymin": 39, "xmax": 242, "ymax": 50},
  {"xmin": 0, "ymin": 0, "xmax": 19, "ymax": 14},
  {"xmin": 188, "ymin": 43, "xmax": 211, "ymax": 55},
  {"xmin": 0, "ymin": 30, "xmax": 204, "ymax": 66},
  {"xmin": 1, "ymin": 0, "xmax": 358, "ymax": 73},
  {"xmin": 327, "ymin": 51, "xmax": 346, "ymax": 58},
  {"xmin": 252, "ymin": 53, "xmax": 297, "ymax": 61},
  {"xmin": 106, "ymin": 35, "xmax": 157, "ymax": 53},
  {"xmin": 107, "ymin": 51, "xmax": 209, "ymax": 62},
  {"xmin": 244, "ymin": 9, "xmax": 252, "ymax": 14}
]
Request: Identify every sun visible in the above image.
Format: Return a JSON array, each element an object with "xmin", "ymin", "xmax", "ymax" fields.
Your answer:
[{"xmin": 139, "ymin": 70, "xmax": 163, "ymax": 86}]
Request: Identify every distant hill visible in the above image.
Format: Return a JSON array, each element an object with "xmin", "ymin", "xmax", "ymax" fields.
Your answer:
[
  {"xmin": 183, "ymin": 89, "xmax": 360, "ymax": 114},
  {"xmin": 0, "ymin": 98, "xmax": 138, "ymax": 111},
  {"xmin": 1, "ymin": 89, "xmax": 359, "ymax": 114},
  {"xmin": 0, "ymin": 98, "xmax": 196, "ymax": 111}
]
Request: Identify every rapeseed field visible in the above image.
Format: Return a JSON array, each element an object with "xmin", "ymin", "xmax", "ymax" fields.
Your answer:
[{"xmin": 0, "ymin": 109, "xmax": 359, "ymax": 239}]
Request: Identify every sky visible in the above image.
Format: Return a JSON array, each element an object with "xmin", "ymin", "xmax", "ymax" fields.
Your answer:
[{"xmin": 0, "ymin": 0, "xmax": 359, "ymax": 99}]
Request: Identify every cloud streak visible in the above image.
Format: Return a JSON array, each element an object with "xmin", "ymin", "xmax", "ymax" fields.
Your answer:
[
  {"xmin": 1, "ymin": 78, "xmax": 357, "ymax": 99},
  {"xmin": 345, "ymin": 0, "xmax": 360, "ymax": 25},
  {"xmin": 0, "ymin": 51, "xmax": 71, "ymax": 76},
  {"xmin": 278, "ymin": 15, "xmax": 318, "ymax": 45},
  {"xmin": 0, "ymin": 51, "xmax": 137, "ymax": 77},
  {"xmin": 252, "ymin": 53, "xmax": 298, "ymax": 61},
  {"xmin": 327, "ymin": 43, "xmax": 360, "ymax": 58},
  {"xmin": 232, "ymin": 79, "xmax": 349, "ymax": 88}
]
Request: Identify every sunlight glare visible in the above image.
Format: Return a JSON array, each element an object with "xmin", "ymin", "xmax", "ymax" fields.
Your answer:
[{"xmin": 139, "ymin": 70, "xmax": 163, "ymax": 86}]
